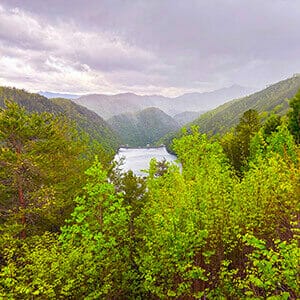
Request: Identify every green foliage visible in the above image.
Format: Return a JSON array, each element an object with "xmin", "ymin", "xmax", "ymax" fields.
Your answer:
[
  {"xmin": 0, "ymin": 101, "xmax": 90, "ymax": 236},
  {"xmin": 0, "ymin": 86, "xmax": 120, "ymax": 153},
  {"xmin": 160, "ymin": 75, "xmax": 300, "ymax": 149},
  {"xmin": 288, "ymin": 89, "xmax": 300, "ymax": 143},
  {"xmin": 221, "ymin": 109, "xmax": 260, "ymax": 174},
  {"xmin": 108, "ymin": 107, "xmax": 180, "ymax": 147},
  {"xmin": 0, "ymin": 94, "xmax": 299, "ymax": 299},
  {"xmin": 59, "ymin": 158, "xmax": 133, "ymax": 298},
  {"xmin": 219, "ymin": 233, "xmax": 300, "ymax": 299}
]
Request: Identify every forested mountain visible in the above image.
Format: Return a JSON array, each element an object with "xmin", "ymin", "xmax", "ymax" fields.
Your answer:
[
  {"xmin": 107, "ymin": 107, "xmax": 180, "ymax": 147},
  {"xmin": 190, "ymin": 75, "xmax": 300, "ymax": 134},
  {"xmin": 173, "ymin": 111, "xmax": 205, "ymax": 125},
  {"xmin": 73, "ymin": 85, "xmax": 252, "ymax": 119},
  {"xmin": 160, "ymin": 75, "xmax": 300, "ymax": 148},
  {"xmin": 1, "ymin": 93, "xmax": 299, "ymax": 298},
  {"xmin": 0, "ymin": 87, "xmax": 120, "ymax": 152}
]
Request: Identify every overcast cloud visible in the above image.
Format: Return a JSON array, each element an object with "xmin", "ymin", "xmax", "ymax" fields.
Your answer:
[{"xmin": 0, "ymin": 0, "xmax": 300, "ymax": 96}]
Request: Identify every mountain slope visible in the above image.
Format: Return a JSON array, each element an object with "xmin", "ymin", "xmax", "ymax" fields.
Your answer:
[
  {"xmin": 107, "ymin": 107, "xmax": 180, "ymax": 147},
  {"xmin": 173, "ymin": 111, "xmax": 205, "ymax": 126},
  {"xmin": 74, "ymin": 85, "xmax": 252, "ymax": 119},
  {"xmin": 0, "ymin": 87, "xmax": 120, "ymax": 152},
  {"xmin": 171, "ymin": 84, "xmax": 253, "ymax": 113},
  {"xmin": 160, "ymin": 75, "xmax": 300, "ymax": 150},
  {"xmin": 191, "ymin": 75, "xmax": 300, "ymax": 135}
]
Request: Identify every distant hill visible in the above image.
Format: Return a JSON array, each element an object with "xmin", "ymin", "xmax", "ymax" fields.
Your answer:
[
  {"xmin": 190, "ymin": 75, "xmax": 300, "ymax": 135},
  {"xmin": 39, "ymin": 91, "xmax": 80, "ymax": 99},
  {"xmin": 171, "ymin": 84, "xmax": 254, "ymax": 113},
  {"xmin": 107, "ymin": 107, "xmax": 180, "ymax": 147},
  {"xmin": 0, "ymin": 87, "xmax": 120, "ymax": 152},
  {"xmin": 173, "ymin": 111, "xmax": 205, "ymax": 126},
  {"xmin": 73, "ymin": 85, "xmax": 252, "ymax": 119},
  {"xmin": 160, "ymin": 75, "xmax": 300, "ymax": 149}
]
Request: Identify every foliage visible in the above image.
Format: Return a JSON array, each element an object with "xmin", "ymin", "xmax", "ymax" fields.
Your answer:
[
  {"xmin": 288, "ymin": 89, "xmax": 300, "ymax": 143},
  {"xmin": 108, "ymin": 107, "xmax": 180, "ymax": 147},
  {"xmin": 160, "ymin": 75, "xmax": 300, "ymax": 149},
  {"xmin": 0, "ymin": 90, "xmax": 299, "ymax": 299},
  {"xmin": 221, "ymin": 109, "xmax": 260, "ymax": 174},
  {"xmin": 0, "ymin": 101, "xmax": 90, "ymax": 237},
  {"xmin": 0, "ymin": 86, "xmax": 120, "ymax": 153}
]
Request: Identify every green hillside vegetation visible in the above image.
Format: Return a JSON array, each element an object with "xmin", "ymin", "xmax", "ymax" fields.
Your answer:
[
  {"xmin": 0, "ymin": 101, "xmax": 98, "ymax": 236},
  {"xmin": 173, "ymin": 110, "xmax": 205, "ymax": 125},
  {"xmin": 192, "ymin": 75, "xmax": 300, "ymax": 135},
  {"xmin": 108, "ymin": 107, "xmax": 180, "ymax": 147},
  {"xmin": 160, "ymin": 75, "xmax": 300, "ymax": 150},
  {"xmin": 0, "ymin": 87, "xmax": 120, "ymax": 153},
  {"xmin": 0, "ymin": 92, "xmax": 299, "ymax": 299}
]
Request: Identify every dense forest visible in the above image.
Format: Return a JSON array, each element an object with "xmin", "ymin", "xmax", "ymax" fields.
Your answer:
[
  {"xmin": 160, "ymin": 75, "xmax": 300, "ymax": 151},
  {"xmin": 0, "ymin": 87, "xmax": 299, "ymax": 299},
  {"xmin": 108, "ymin": 107, "xmax": 180, "ymax": 147},
  {"xmin": 0, "ymin": 87, "xmax": 120, "ymax": 153}
]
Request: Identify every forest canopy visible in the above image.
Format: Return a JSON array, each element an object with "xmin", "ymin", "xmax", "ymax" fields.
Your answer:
[{"xmin": 0, "ymin": 93, "xmax": 299, "ymax": 299}]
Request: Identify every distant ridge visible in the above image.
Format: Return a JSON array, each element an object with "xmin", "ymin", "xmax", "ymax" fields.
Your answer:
[
  {"xmin": 190, "ymin": 75, "xmax": 300, "ymax": 134},
  {"xmin": 160, "ymin": 75, "xmax": 300, "ymax": 149},
  {"xmin": 108, "ymin": 107, "xmax": 180, "ymax": 147},
  {"xmin": 73, "ymin": 85, "xmax": 253, "ymax": 119},
  {"xmin": 0, "ymin": 87, "xmax": 120, "ymax": 152}
]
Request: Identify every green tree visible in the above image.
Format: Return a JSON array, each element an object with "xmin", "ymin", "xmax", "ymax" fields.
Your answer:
[
  {"xmin": 59, "ymin": 158, "xmax": 133, "ymax": 298},
  {"xmin": 288, "ymin": 89, "xmax": 300, "ymax": 143},
  {"xmin": 0, "ymin": 101, "xmax": 89, "ymax": 237},
  {"xmin": 221, "ymin": 109, "xmax": 260, "ymax": 174}
]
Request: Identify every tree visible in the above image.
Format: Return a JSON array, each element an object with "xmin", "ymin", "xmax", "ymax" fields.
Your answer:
[
  {"xmin": 288, "ymin": 89, "xmax": 300, "ymax": 143},
  {"xmin": 221, "ymin": 109, "xmax": 260, "ymax": 174},
  {"xmin": 0, "ymin": 101, "xmax": 89, "ymax": 237}
]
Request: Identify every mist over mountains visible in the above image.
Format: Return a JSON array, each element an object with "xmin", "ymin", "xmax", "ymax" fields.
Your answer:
[
  {"xmin": 107, "ymin": 107, "xmax": 180, "ymax": 147},
  {"xmin": 72, "ymin": 85, "xmax": 253, "ymax": 119}
]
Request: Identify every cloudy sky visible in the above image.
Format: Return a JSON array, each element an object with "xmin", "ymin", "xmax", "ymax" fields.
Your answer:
[{"xmin": 0, "ymin": 0, "xmax": 300, "ymax": 97}]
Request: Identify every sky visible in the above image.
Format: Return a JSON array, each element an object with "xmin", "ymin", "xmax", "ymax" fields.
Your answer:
[{"xmin": 0, "ymin": 0, "xmax": 300, "ymax": 97}]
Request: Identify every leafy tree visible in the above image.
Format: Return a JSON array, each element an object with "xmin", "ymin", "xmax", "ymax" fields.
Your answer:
[
  {"xmin": 221, "ymin": 109, "xmax": 260, "ymax": 174},
  {"xmin": 0, "ymin": 101, "xmax": 89, "ymax": 237},
  {"xmin": 262, "ymin": 112, "xmax": 282, "ymax": 137},
  {"xmin": 288, "ymin": 89, "xmax": 300, "ymax": 143},
  {"xmin": 59, "ymin": 158, "xmax": 134, "ymax": 298}
]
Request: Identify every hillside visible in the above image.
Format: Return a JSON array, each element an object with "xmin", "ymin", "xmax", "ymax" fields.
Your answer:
[
  {"xmin": 190, "ymin": 75, "xmax": 300, "ymax": 135},
  {"xmin": 0, "ymin": 87, "xmax": 120, "ymax": 152},
  {"xmin": 73, "ymin": 85, "xmax": 252, "ymax": 119},
  {"xmin": 160, "ymin": 75, "xmax": 300, "ymax": 149},
  {"xmin": 107, "ymin": 107, "xmax": 180, "ymax": 147},
  {"xmin": 173, "ymin": 111, "xmax": 205, "ymax": 125}
]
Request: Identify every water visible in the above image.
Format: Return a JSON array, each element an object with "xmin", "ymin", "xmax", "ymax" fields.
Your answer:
[{"xmin": 114, "ymin": 146, "xmax": 178, "ymax": 176}]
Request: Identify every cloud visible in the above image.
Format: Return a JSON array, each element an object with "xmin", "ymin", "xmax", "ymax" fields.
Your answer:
[
  {"xmin": 0, "ymin": 3, "xmax": 167, "ymax": 94},
  {"xmin": 0, "ymin": 1, "xmax": 300, "ymax": 95}
]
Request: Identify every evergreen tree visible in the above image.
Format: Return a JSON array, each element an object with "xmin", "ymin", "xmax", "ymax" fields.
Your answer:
[
  {"xmin": 288, "ymin": 89, "xmax": 300, "ymax": 143},
  {"xmin": 0, "ymin": 101, "xmax": 88, "ymax": 237}
]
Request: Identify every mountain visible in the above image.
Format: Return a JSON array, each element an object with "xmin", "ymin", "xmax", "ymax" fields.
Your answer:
[
  {"xmin": 73, "ymin": 85, "xmax": 252, "ymax": 119},
  {"xmin": 73, "ymin": 93, "xmax": 169, "ymax": 119},
  {"xmin": 39, "ymin": 91, "xmax": 80, "ymax": 99},
  {"xmin": 160, "ymin": 75, "xmax": 300, "ymax": 150},
  {"xmin": 0, "ymin": 87, "xmax": 120, "ymax": 152},
  {"xmin": 190, "ymin": 75, "xmax": 300, "ymax": 135},
  {"xmin": 107, "ymin": 107, "xmax": 180, "ymax": 147},
  {"xmin": 173, "ymin": 111, "xmax": 205, "ymax": 126},
  {"xmin": 171, "ymin": 84, "xmax": 254, "ymax": 113}
]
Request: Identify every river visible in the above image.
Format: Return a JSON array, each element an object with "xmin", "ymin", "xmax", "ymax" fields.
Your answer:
[{"xmin": 114, "ymin": 146, "xmax": 178, "ymax": 176}]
